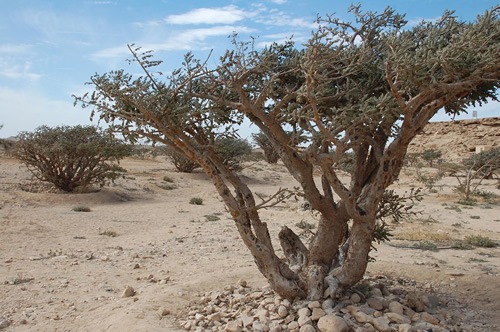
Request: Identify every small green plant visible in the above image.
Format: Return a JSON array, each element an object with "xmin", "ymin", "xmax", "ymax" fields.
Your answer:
[
  {"xmin": 189, "ymin": 197, "xmax": 203, "ymax": 205},
  {"xmin": 470, "ymin": 215, "xmax": 481, "ymax": 220},
  {"xmin": 450, "ymin": 240, "xmax": 474, "ymax": 250},
  {"xmin": 413, "ymin": 241, "xmax": 438, "ymax": 251},
  {"xmin": 158, "ymin": 183, "xmax": 176, "ymax": 190},
  {"xmin": 205, "ymin": 213, "xmax": 221, "ymax": 221},
  {"xmin": 451, "ymin": 222, "xmax": 463, "ymax": 228},
  {"xmin": 457, "ymin": 198, "xmax": 477, "ymax": 206},
  {"xmin": 163, "ymin": 175, "xmax": 174, "ymax": 183},
  {"xmin": 464, "ymin": 235, "xmax": 497, "ymax": 248},
  {"xmin": 468, "ymin": 257, "xmax": 488, "ymax": 263},
  {"xmin": 99, "ymin": 230, "xmax": 118, "ymax": 237},
  {"xmin": 72, "ymin": 205, "xmax": 91, "ymax": 212}
]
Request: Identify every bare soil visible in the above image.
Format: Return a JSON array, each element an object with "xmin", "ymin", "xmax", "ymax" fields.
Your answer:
[{"xmin": 1, "ymin": 155, "xmax": 499, "ymax": 331}]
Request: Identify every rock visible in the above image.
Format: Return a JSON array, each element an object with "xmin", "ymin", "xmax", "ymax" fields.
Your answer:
[
  {"xmin": 158, "ymin": 307, "xmax": 170, "ymax": 317},
  {"xmin": 370, "ymin": 287, "xmax": 383, "ymax": 297},
  {"xmin": 420, "ymin": 311, "xmax": 440, "ymax": 325},
  {"xmin": 372, "ymin": 316, "xmax": 392, "ymax": 332},
  {"xmin": 238, "ymin": 279, "xmax": 247, "ymax": 287},
  {"xmin": 308, "ymin": 301, "xmax": 322, "ymax": 309},
  {"xmin": 317, "ymin": 314, "xmax": 348, "ymax": 332},
  {"xmin": 252, "ymin": 320, "xmax": 269, "ymax": 331},
  {"xmin": 297, "ymin": 314, "xmax": 312, "ymax": 327},
  {"xmin": 310, "ymin": 308, "xmax": 326, "ymax": 321},
  {"xmin": 419, "ymin": 293, "xmax": 440, "ymax": 310},
  {"xmin": 300, "ymin": 325, "xmax": 317, "ymax": 332},
  {"xmin": 352, "ymin": 311, "xmax": 373, "ymax": 324},
  {"xmin": 385, "ymin": 312, "xmax": 411, "ymax": 324},
  {"xmin": 0, "ymin": 318, "xmax": 9, "ymax": 329},
  {"xmin": 322, "ymin": 298, "xmax": 335, "ymax": 313},
  {"xmin": 225, "ymin": 320, "xmax": 243, "ymax": 332},
  {"xmin": 351, "ymin": 293, "xmax": 362, "ymax": 304},
  {"xmin": 297, "ymin": 307, "xmax": 311, "ymax": 318},
  {"xmin": 398, "ymin": 324, "xmax": 414, "ymax": 332},
  {"xmin": 240, "ymin": 312, "xmax": 254, "ymax": 327},
  {"xmin": 208, "ymin": 312, "xmax": 221, "ymax": 321},
  {"xmin": 277, "ymin": 305, "xmax": 288, "ymax": 318},
  {"xmin": 288, "ymin": 321, "xmax": 299, "ymax": 330},
  {"xmin": 367, "ymin": 297, "xmax": 385, "ymax": 311},
  {"xmin": 388, "ymin": 301, "xmax": 404, "ymax": 315},
  {"xmin": 121, "ymin": 286, "xmax": 135, "ymax": 298}
]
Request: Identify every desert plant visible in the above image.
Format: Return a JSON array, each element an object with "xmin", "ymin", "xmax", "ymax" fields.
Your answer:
[
  {"xmin": 464, "ymin": 235, "xmax": 497, "ymax": 248},
  {"xmin": 166, "ymin": 148, "xmax": 201, "ymax": 173},
  {"xmin": 72, "ymin": 205, "xmax": 91, "ymax": 212},
  {"xmin": 421, "ymin": 149, "xmax": 442, "ymax": 167},
  {"xmin": 253, "ymin": 131, "xmax": 280, "ymax": 164},
  {"xmin": 214, "ymin": 137, "xmax": 253, "ymax": 170},
  {"xmin": 445, "ymin": 148, "xmax": 500, "ymax": 201},
  {"xmin": 75, "ymin": 6, "xmax": 500, "ymax": 300},
  {"xmin": 189, "ymin": 197, "xmax": 203, "ymax": 205},
  {"xmin": 14, "ymin": 125, "xmax": 130, "ymax": 192}
]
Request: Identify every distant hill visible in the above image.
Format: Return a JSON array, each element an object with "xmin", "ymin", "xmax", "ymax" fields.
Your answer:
[{"xmin": 409, "ymin": 117, "xmax": 500, "ymax": 161}]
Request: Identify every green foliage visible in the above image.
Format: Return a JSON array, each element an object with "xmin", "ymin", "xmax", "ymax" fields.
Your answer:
[
  {"xmin": 14, "ymin": 125, "xmax": 131, "ymax": 192},
  {"xmin": 464, "ymin": 235, "xmax": 497, "ymax": 248},
  {"xmin": 189, "ymin": 197, "xmax": 203, "ymax": 205},
  {"xmin": 72, "ymin": 205, "xmax": 91, "ymax": 212},
  {"xmin": 421, "ymin": 149, "xmax": 442, "ymax": 167},
  {"xmin": 413, "ymin": 241, "xmax": 438, "ymax": 251},
  {"xmin": 214, "ymin": 137, "xmax": 253, "ymax": 171},
  {"xmin": 463, "ymin": 147, "xmax": 500, "ymax": 179},
  {"xmin": 166, "ymin": 148, "xmax": 201, "ymax": 173},
  {"xmin": 252, "ymin": 132, "xmax": 279, "ymax": 164}
]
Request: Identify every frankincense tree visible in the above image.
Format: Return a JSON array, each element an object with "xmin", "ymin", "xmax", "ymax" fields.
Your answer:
[{"xmin": 75, "ymin": 6, "xmax": 500, "ymax": 299}]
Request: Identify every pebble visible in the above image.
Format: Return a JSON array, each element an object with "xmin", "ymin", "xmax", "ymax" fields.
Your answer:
[
  {"xmin": 175, "ymin": 276, "xmax": 471, "ymax": 332},
  {"xmin": 0, "ymin": 318, "xmax": 9, "ymax": 329},
  {"xmin": 121, "ymin": 286, "xmax": 135, "ymax": 298}
]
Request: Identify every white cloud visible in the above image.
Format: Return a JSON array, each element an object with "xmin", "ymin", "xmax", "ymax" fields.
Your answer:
[
  {"xmin": 0, "ymin": 59, "xmax": 41, "ymax": 82},
  {"xmin": 91, "ymin": 25, "xmax": 255, "ymax": 60},
  {"xmin": 255, "ymin": 9, "xmax": 317, "ymax": 28},
  {"xmin": 269, "ymin": 0, "xmax": 287, "ymax": 4},
  {"xmin": 165, "ymin": 5, "xmax": 247, "ymax": 25},
  {"xmin": 0, "ymin": 44, "xmax": 32, "ymax": 54},
  {"xmin": 0, "ymin": 87, "xmax": 92, "ymax": 137}
]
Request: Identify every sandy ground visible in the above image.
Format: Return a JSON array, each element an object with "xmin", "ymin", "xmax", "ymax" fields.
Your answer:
[{"xmin": 0, "ymin": 155, "xmax": 499, "ymax": 331}]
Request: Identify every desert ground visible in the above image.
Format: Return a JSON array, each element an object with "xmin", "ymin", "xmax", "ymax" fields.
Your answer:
[{"xmin": 0, "ymin": 152, "xmax": 499, "ymax": 331}]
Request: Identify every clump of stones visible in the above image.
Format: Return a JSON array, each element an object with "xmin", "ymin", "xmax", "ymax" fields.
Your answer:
[{"xmin": 176, "ymin": 275, "xmax": 475, "ymax": 332}]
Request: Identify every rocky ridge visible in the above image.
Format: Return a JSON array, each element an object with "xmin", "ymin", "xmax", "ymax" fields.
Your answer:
[
  {"xmin": 176, "ymin": 275, "xmax": 488, "ymax": 332},
  {"xmin": 409, "ymin": 117, "xmax": 500, "ymax": 162}
]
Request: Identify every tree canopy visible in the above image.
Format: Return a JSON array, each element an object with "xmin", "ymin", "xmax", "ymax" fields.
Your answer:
[{"xmin": 75, "ymin": 5, "xmax": 500, "ymax": 300}]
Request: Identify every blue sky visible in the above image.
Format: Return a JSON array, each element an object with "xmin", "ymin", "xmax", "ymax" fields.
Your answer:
[{"xmin": 1, "ymin": 0, "xmax": 498, "ymax": 138}]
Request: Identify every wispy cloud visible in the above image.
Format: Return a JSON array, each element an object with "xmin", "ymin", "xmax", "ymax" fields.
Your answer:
[
  {"xmin": 254, "ymin": 8, "xmax": 317, "ymax": 28},
  {"xmin": 165, "ymin": 5, "xmax": 248, "ymax": 25},
  {"xmin": 91, "ymin": 25, "xmax": 255, "ymax": 59},
  {"xmin": 0, "ymin": 59, "xmax": 40, "ymax": 82},
  {"xmin": 0, "ymin": 44, "xmax": 33, "ymax": 54},
  {"xmin": 269, "ymin": 0, "xmax": 287, "ymax": 4},
  {"xmin": 407, "ymin": 16, "xmax": 442, "ymax": 27}
]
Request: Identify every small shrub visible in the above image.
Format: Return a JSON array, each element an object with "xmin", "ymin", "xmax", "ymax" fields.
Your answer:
[
  {"xmin": 14, "ymin": 125, "xmax": 130, "ymax": 192},
  {"xmin": 451, "ymin": 222, "xmax": 463, "ymax": 228},
  {"xmin": 163, "ymin": 175, "xmax": 174, "ymax": 183},
  {"xmin": 205, "ymin": 214, "xmax": 221, "ymax": 221},
  {"xmin": 99, "ymin": 230, "xmax": 118, "ymax": 237},
  {"xmin": 468, "ymin": 257, "xmax": 488, "ymax": 263},
  {"xmin": 464, "ymin": 235, "xmax": 497, "ymax": 248},
  {"xmin": 158, "ymin": 184, "xmax": 176, "ymax": 190},
  {"xmin": 189, "ymin": 197, "xmax": 203, "ymax": 205},
  {"xmin": 214, "ymin": 137, "xmax": 253, "ymax": 171},
  {"xmin": 72, "ymin": 205, "xmax": 91, "ymax": 212},
  {"xmin": 451, "ymin": 240, "xmax": 474, "ymax": 250},
  {"xmin": 413, "ymin": 241, "xmax": 438, "ymax": 251},
  {"xmin": 166, "ymin": 149, "xmax": 201, "ymax": 173},
  {"xmin": 470, "ymin": 215, "xmax": 481, "ymax": 220},
  {"xmin": 252, "ymin": 132, "xmax": 279, "ymax": 164},
  {"xmin": 457, "ymin": 198, "xmax": 477, "ymax": 206}
]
